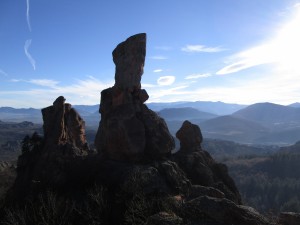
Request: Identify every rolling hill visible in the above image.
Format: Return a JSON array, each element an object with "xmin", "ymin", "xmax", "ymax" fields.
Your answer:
[
  {"xmin": 147, "ymin": 101, "xmax": 247, "ymax": 115},
  {"xmin": 158, "ymin": 107, "xmax": 217, "ymax": 121},
  {"xmin": 198, "ymin": 115, "xmax": 269, "ymax": 144},
  {"xmin": 233, "ymin": 102, "xmax": 300, "ymax": 128}
]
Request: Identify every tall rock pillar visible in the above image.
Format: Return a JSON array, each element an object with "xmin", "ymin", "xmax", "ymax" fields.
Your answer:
[{"xmin": 95, "ymin": 33, "xmax": 174, "ymax": 161}]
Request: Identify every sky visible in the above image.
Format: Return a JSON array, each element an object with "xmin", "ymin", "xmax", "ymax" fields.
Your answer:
[{"xmin": 1, "ymin": 0, "xmax": 300, "ymax": 108}]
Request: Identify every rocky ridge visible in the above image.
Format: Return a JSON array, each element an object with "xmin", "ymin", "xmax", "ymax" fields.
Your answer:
[{"xmin": 1, "ymin": 34, "xmax": 281, "ymax": 225}]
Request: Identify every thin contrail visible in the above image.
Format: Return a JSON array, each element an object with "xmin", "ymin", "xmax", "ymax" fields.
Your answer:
[
  {"xmin": 0, "ymin": 69, "xmax": 8, "ymax": 76},
  {"xmin": 26, "ymin": 0, "xmax": 31, "ymax": 31},
  {"xmin": 24, "ymin": 39, "xmax": 36, "ymax": 70}
]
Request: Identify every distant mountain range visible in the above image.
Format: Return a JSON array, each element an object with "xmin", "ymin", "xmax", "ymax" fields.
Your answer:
[
  {"xmin": 1, "ymin": 101, "xmax": 300, "ymax": 145},
  {"xmin": 157, "ymin": 107, "xmax": 217, "ymax": 121},
  {"xmin": 233, "ymin": 102, "xmax": 300, "ymax": 128},
  {"xmin": 147, "ymin": 101, "xmax": 247, "ymax": 115}
]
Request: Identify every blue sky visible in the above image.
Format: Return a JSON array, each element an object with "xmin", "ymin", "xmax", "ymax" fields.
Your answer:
[{"xmin": 1, "ymin": 0, "xmax": 300, "ymax": 108}]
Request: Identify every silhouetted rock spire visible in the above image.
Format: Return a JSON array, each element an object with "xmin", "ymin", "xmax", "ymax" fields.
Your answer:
[
  {"xmin": 42, "ymin": 96, "xmax": 89, "ymax": 155},
  {"xmin": 176, "ymin": 120, "xmax": 203, "ymax": 152},
  {"xmin": 95, "ymin": 33, "xmax": 174, "ymax": 161},
  {"xmin": 113, "ymin": 33, "xmax": 146, "ymax": 90}
]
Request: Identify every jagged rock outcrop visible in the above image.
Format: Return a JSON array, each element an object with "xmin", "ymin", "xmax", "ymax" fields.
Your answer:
[
  {"xmin": 174, "ymin": 120, "xmax": 242, "ymax": 204},
  {"xmin": 42, "ymin": 96, "xmax": 89, "ymax": 155},
  {"xmin": 7, "ymin": 97, "xmax": 90, "ymax": 202},
  {"xmin": 95, "ymin": 33, "xmax": 174, "ymax": 161}
]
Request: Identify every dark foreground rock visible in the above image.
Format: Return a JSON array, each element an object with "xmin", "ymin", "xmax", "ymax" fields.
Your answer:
[
  {"xmin": 6, "ymin": 97, "xmax": 90, "ymax": 202},
  {"xmin": 279, "ymin": 212, "xmax": 300, "ymax": 225},
  {"xmin": 182, "ymin": 196, "xmax": 271, "ymax": 225}
]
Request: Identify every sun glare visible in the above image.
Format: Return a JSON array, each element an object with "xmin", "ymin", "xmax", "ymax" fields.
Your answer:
[{"xmin": 274, "ymin": 5, "xmax": 300, "ymax": 70}]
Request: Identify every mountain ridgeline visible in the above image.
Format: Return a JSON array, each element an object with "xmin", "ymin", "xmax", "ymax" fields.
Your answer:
[{"xmin": 2, "ymin": 102, "xmax": 300, "ymax": 146}]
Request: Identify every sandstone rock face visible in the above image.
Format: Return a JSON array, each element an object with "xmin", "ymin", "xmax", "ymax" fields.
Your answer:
[
  {"xmin": 174, "ymin": 120, "xmax": 241, "ymax": 204},
  {"xmin": 95, "ymin": 33, "xmax": 174, "ymax": 161},
  {"xmin": 42, "ymin": 96, "xmax": 88, "ymax": 155}
]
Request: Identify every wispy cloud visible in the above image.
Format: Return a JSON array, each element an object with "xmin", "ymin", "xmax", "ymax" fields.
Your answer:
[
  {"xmin": 29, "ymin": 79, "xmax": 59, "ymax": 88},
  {"xmin": 185, "ymin": 73, "xmax": 211, "ymax": 79},
  {"xmin": 26, "ymin": 0, "xmax": 31, "ymax": 32},
  {"xmin": 147, "ymin": 85, "xmax": 189, "ymax": 102},
  {"xmin": 153, "ymin": 69, "xmax": 163, "ymax": 73},
  {"xmin": 141, "ymin": 83, "xmax": 156, "ymax": 88},
  {"xmin": 3, "ymin": 77, "xmax": 113, "ymax": 107},
  {"xmin": 216, "ymin": 44, "xmax": 274, "ymax": 75},
  {"xmin": 181, "ymin": 44, "xmax": 226, "ymax": 53},
  {"xmin": 10, "ymin": 78, "xmax": 59, "ymax": 88},
  {"xmin": 149, "ymin": 56, "xmax": 168, "ymax": 60},
  {"xmin": 157, "ymin": 76, "xmax": 175, "ymax": 86},
  {"xmin": 0, "ymin": 69, "xmax": 8, "ymax": 77},
  {"xmin": 24, "ymin": 39, "xmax": 36, "ymax": 70}
]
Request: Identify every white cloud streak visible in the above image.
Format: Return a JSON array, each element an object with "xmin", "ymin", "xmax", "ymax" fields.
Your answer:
[
  {"xmin": 185, "ymin": 73, "xmax": 211, "ymax": 79},
  {"xmin": 26, "ymin": 0, "xmax": 31, "ymax": 32},
  {"xmin": 24, "ymin": 39, "xmax": 36, "ymax": 70},
  {"xmin": 181, "ymin": 45, "xmax": 226, "ymax": 53},
  {"xmin": 10, "ymin": 79, "xmax": 59, "ymax": 88},
  {"xmin": 153, "ymin": 69, "xmax": 163, "ymax": 73},
  {"xmin": 29, "ymin": 79, "xmax": 59, "ymax": 88},
  {"xmin": 2, "ymin": 77, "xmax": 113, "ymax": 108},
  {"xmin": 157, "ymin": 76, "xmax": 175, "ymax": 86}
]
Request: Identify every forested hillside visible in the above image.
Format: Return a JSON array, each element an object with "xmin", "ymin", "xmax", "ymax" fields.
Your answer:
[{"xmin": 226, "ymin": 147, "xmax": 300, "ymax": 213}]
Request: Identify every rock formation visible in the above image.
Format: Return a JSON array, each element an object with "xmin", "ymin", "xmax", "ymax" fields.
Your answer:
[
  {"xmin": 2, "ymin": 34, "xmax": 279, "ymax": 225},
  {"xmin": 176, "ymin": 120, "xmax": 203, "ymax": 152},
  {"xmin": 8, "ymin": 97, "xmax": 90, "ymax": 202},
  {"xmin": 95, "ymin": 33, "xmax": 174, "ymax": 161},
  {"xmin": 174, "ymin": 120, "xmax": 242, "ymax": 204},
  {"xmin": 42, "ymin": 96, "xmax": 89, "ymax": 155}
]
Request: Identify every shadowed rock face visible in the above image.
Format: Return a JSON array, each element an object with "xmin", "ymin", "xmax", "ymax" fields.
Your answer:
[
  {"xmin": 113, "ymin": 33, "xmax": 146, "ymax": 90},
  {"xmin": 42, "ymin": 96, "xmax": 89, "ymax": 155},
  {"xmin": 95, "ymin": 33, "xmax": 174, "ymax": 161},
  {"xmin": 174, "ymin": 120, "xmax": 242, "ymax": 204},
  {"xmin": 176, "ymin": 120, "xmax": 203, "ymax": 152}
]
